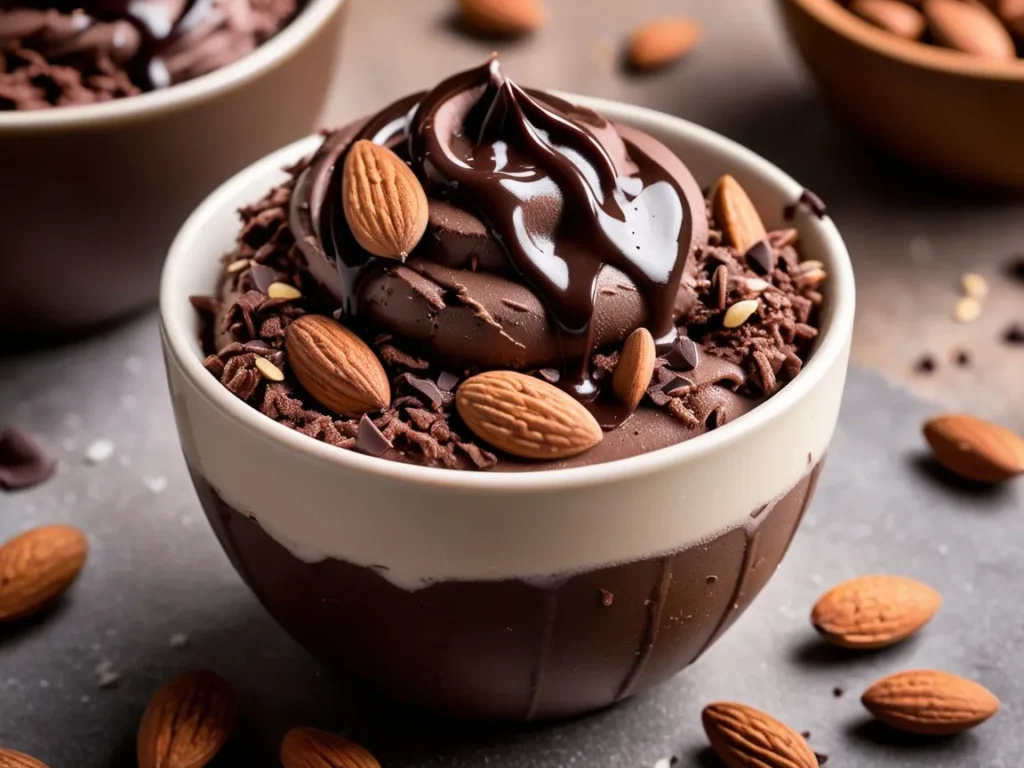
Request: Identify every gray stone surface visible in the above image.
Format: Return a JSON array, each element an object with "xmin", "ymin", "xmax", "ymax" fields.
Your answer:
[{"xmin": 0, "ymin": 313, "xmax": 1020, "ymax": 766}]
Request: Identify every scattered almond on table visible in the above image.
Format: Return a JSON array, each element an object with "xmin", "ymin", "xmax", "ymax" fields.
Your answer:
[
  {"xmin": 281, "ymin": 727, "xmax": 381, "ymax": 768},
  {"xmin": 811, "ymin": 574, "xmax": 942, "ymax": 649},
  {"xmin": 862, "ymin": 670, "xmax": 1000, "ymax": 735},
  {"xmin": 702, "ymin": 701, "xmax": 818, "ymax": 768},
  {"xmin": 625, "ymin": 18, "xmax": 702, "ymax": 71},
  {"xmin": 0, "ymin": 748, "xmax": 49, "ymax": 768},
  {"xmin": 457, "ymin": 0, "xmax": 546, "ymax": 37},
  {"xmin": 137, "ymin": 670, "xmax": 238, "ymax": 768},
  {"xmin": 0, "ymin": 525, "xmax": 88, "ymax": 622},
  {"xmin": 923, "ymin": 413, "xmax": 1024, "ymax": 482}
]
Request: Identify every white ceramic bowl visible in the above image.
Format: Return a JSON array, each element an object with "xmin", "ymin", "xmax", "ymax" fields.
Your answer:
[
  {"xmin": 160, "ymin": 96, "xmax": 855, "ymax": 720},
  {"xmin": 0, "ymin": 0, "xmax": 348, "ymax": 338}
]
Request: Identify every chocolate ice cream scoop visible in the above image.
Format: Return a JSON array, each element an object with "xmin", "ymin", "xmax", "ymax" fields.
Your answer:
[{"xmin": 290, "ymin": 58, "xmax": 708, "ymax": 377}]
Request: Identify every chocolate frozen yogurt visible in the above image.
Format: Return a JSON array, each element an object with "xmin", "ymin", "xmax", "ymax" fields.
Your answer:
[
  {"xmin": 0, "ymin": 0, "xmax": 297, "ymax": 108},
  {"xmin": 193, "ymin": 58, "xmax": 827, "ymax": 472}
]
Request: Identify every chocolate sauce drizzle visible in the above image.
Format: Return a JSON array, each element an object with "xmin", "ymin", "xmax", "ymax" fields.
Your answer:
[{"xmin": 292, "ymin": 58, "xmax": 698, "ymax": 394}]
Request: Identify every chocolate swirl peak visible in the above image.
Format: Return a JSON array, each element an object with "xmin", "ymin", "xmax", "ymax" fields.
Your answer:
[{"xmin": 291, "ymin": 58, "xmax": 707, "ymax": 383}]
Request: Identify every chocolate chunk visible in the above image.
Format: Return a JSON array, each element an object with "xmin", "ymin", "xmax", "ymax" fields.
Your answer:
[
  {"xmin": 744, "ymin": 239, "xmax": 775, "ymax": 275},
  {"xmin": 784, "ymin": 189, "xmax": 828, "ymax": 221},
  {"xmin": 250, "ymin": 263, "xmax": 282, "ymax": 294},
  {"xmin": 436, "ymin": 371, "xmax": 460, "ymax": 391},
  {"xmin": 662, "ymin": 376, "xmax": 693, "ymax": 395},
  {"xmin": 599, "ymin": 589, "xmax": 614, "ymax": 607},
  {"xmin": 355, "ymin": 415, "xmax": 392, "ymax": 457},
  {"xmin": 0, "ymin": 429, "xmax": 56, "ymax": 491},
  {"xmin": 400, "ymin": 375, "xmax": 445, "ymax": 410},
  {"xmin": 1003, "ymin": 323, "xmax": 1024, "ymax": 345},
  {"xmin": 832, "ymin": 686, "xmax": 843, "ymax": 697},
  {"xmin": 664, "ymin": 336, "xmax": 699, "ymax": 372},
  {"xmin": 914, "ymin": 355, "xmax": 937, "ymax": 374},
  {"xmin": 815, "ymin": 752, "xmax": 829, "ymax": 765},
  {"xmin": 537, "ymin": 368, "xmax": 561, "ymax": 384}
]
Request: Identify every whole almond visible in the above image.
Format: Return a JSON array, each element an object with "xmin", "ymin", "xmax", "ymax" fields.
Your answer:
[
  {"xmin": 702, "ymin": 702, "xmax": 818, "ymax": 768},
  {"xmin": 851, "ymin": 0, "xmax": 927, "ymax": 38},
  {"xmin": 626, "ymin": 18, "xmax": 702, "ymax": 70},
  {"xmin": 286, "ymin": 315, "xmax": 391, "ymax": 417},
  {"xmin": 343, "ymin": 140, "xmax": 428, "ymax": 261},
  {"xmin": 137, "ymin": 670, "xmax": 238, "ymax": 768},
  {"xmin": 456, "ymin": 370, "xmax": 603, "ymax": 459},
  {"xmin": 811, "ymin": 574, "xmax": 941, "ymax": 649},
  {"xmin": 612, "ymin": 328, "xmax": 656, "ymax": 410},
  {"xmin": 923, "ymin": 413, "xmax": 1024, "ymax": 483},
  {"xmin": 712, "ymin": 175, "xmax": 768, "ymax": 255},
  {"xmin": 0, "ymin": 748, "xmax": 48, "ymax": 768},
  {"xmin": 458, "ymin": 0, "xmax": 545, "ymax": 36},
  {"xmin": 923, "ymin": 0, "xmax": 1016, "ymax": 59},
  {"xmin": 862, "ymin": 670, "xmax": 1000, "ymax": 735},
  {"xmin": 0, "ymin": 524, "xmax": 87, "ymax": 622},
  {"xmin": 281, "ymin": 727, "xmax": 380, "ymax": 768}
]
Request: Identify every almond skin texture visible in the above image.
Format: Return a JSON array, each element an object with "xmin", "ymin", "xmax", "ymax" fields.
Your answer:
[
  {"xmin": 0, "ymin": 748, "xmax": 48, "ymax": 768},
  {"xmin": 286, "ymin": 315, "xmax": 391, "ymax": 417},
  {"xmin": 923, "ymin": 0, "xmax": 1016, "ymax": 58},
  {"xmin": 137, "ymin": 670, "xmax": 238, "ymax": 768},
  {"xmin": 612, "ymin": 328, "xmax": 656, "ymax": 410},
  {"xmin": 811, "ymin": 574, "xmax": 941, "ymax": 649},
  {"xmin": 281, "ymin": 727, "xmax": 381, "ymax": 768},
  {"xmin": 627, "ymin": 18, "xmax": 702, "ymax": 70},
  {"xmin": 851, "ymin": 0, "xmax": 926, "ymax": 38},
  {"xmin": 456, "ymin": 371, "xmax": 603, "ymax": 459},
  {"xmin": 862, "ymin": 670, "xmax": 1000, "ymax": 735},
  {"xmin": 0, "ymin": 524, "xmax": 87, "ymax": 622},
  {"xmin": 702, "ymin": 702, "xmax": 818, "ymax": 768},
  {"xmin": 712, "ymin": 175, "xmax": 768, "ymax": 255},
  {"xmin": 342, "ymin": 139, "xmax": 428, "ymax": 261},
  {"xmin": 458, "ymin": 0, "xmax": 545, "ymax": 36},
  {"xmin": 923, "ymin": 413, "xmax": 1024, "ymax": 483}
]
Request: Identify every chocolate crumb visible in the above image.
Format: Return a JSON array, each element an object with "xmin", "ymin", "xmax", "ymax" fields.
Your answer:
[
  {"xmin": 355, "ymin": 415, "xmax": 392, "ymax": 457},
  {"xmin": 744, "ymin": 239, "xmax": 775, "ymax": 275},
  {"xmin": 437, "ymin": 371, "xmax": 460, "ymax": 391},
  {"xmin": 706, "ymin": 575, "xmax": 718, "ymax": 584},
  {"xmin": 664, "ymin": 336, "xmax": 699, "ymax": 372},
  {"xmin": 954, "ymin": 349, "xmax": 971, "ymax": 367},
  {"xmin": 1007, "ymin": 256, "xmax": 1024, "ymax": 284},
  {"xmin": 832, "ymin": 686, "xmax": 843, "ymax": 698},
  {"xmin": 801, "ymin": 731, "xmax": 811, "ymax": 739},
  {"xmin": 1003, "ymin": 323, "xmax": 1024, "ymax": 346},
  {"xmin": 914, "ymin": 355, "xmax": 937, "ymax": 374},
  {"xmin": 0, "ymin": 429, "xmax": 56, "ymax": 491},
  {"xmin": 784, "ymin": 189, "xmax": 828, "ymax": 221},
  {"xmin": 599, "ymin": 589, "xmax": 614, "ymax": 607},
  {"xmin": 815, "ymin": 752, "xmax": 828, "ymax": 765}
]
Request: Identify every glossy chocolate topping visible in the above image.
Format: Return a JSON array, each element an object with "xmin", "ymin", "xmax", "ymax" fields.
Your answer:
[{"xmin": 291, "ymin": 58, "xmax": 708, "ymax": 383}]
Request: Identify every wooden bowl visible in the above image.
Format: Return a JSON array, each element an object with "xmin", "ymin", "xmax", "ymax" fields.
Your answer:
[{"xmin": 777, "ymin": 0, "xmax": 1024, "ymax": 187}]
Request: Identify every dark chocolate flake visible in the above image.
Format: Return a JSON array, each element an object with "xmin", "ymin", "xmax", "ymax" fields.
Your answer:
[
  {"xmin": 744, "ymin": 239, "xmax": 775, "ymax": 276},
  {"xmin": 355, "ymin": 415, "xmax": 392, "ymax": 457},
  {"xmin": 664, "ymin": 336, "xmax": 699, "ymax": 371},
  {"xmin": 0, "ymin": 428, "xmax": 56, "ymax": 491},
  {"xmin": 436, "ymin": 371, "xmax": 460, "ymax": 391},
  {"xmin": 250, "ymin": 263, "xmax": 282, "ymax": 294},
  {"xmin": 1003, "ymin": 323, "xmax": 1024, "ymax": 345},
  {"xmin": 784, "ymin": 189, "xmax": 828, "ymax": 221},
  {"xmin": 662, "ymin": 375, "xmax": 693, "ymax": 395},
  {"xmin": 401, "ymin": 375, "xmax": 445, "ymax": 410}
]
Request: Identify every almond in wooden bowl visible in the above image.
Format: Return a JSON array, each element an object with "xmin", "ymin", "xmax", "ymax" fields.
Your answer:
[{"xmin": 777, "ymin": 0, "xmax": 1024, "ymax": 186}]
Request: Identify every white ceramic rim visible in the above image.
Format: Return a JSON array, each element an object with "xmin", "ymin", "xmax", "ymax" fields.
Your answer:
[
  {"xmin": 160, "ymin": 95, "xmax": 856, "ymax": 495},
  {"xmin": 0, "ymin": 0, "xmax": 346, "ymax": 130},
  {"xmin": 789, "ymin": 0, "xmax": 1024, "ymax": 80}
]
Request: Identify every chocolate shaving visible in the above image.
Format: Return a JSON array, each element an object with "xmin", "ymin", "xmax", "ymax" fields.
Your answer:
[
  {"xmin": 398, "ymin": 374, "xmax": 445, "ymax": 410},
  {"xmin": 355, "ymin": 415, "xmax": 392, "ymax": 457},
  {"xmin": 250, "ymin": 263, "xmax": 282, "ymax": 294},
  {"xmin": 0, "ymin": 429, "xmax": 56, "ymax": 491},
  {"xmin": 436, "ymin": 371, "xmax": 460, "ymax": 391}
]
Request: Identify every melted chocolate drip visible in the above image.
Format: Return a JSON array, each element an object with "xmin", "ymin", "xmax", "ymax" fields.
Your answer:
[{"xmin": 291, "ymin": 59, "xmax": 699, "ymax": 391}]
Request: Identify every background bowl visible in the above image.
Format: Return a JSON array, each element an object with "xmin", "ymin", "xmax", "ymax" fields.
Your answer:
[
  {"xmin": 777, "ymin": 0, "xmax": 1024, "ymax": 187},
  {"xmin": 0, "ymin": 0, "xmax": 347, "ymax": 340},
  {"xmin": 160, "ymin": 97, "xmax": 856, "ymax": 720}
]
